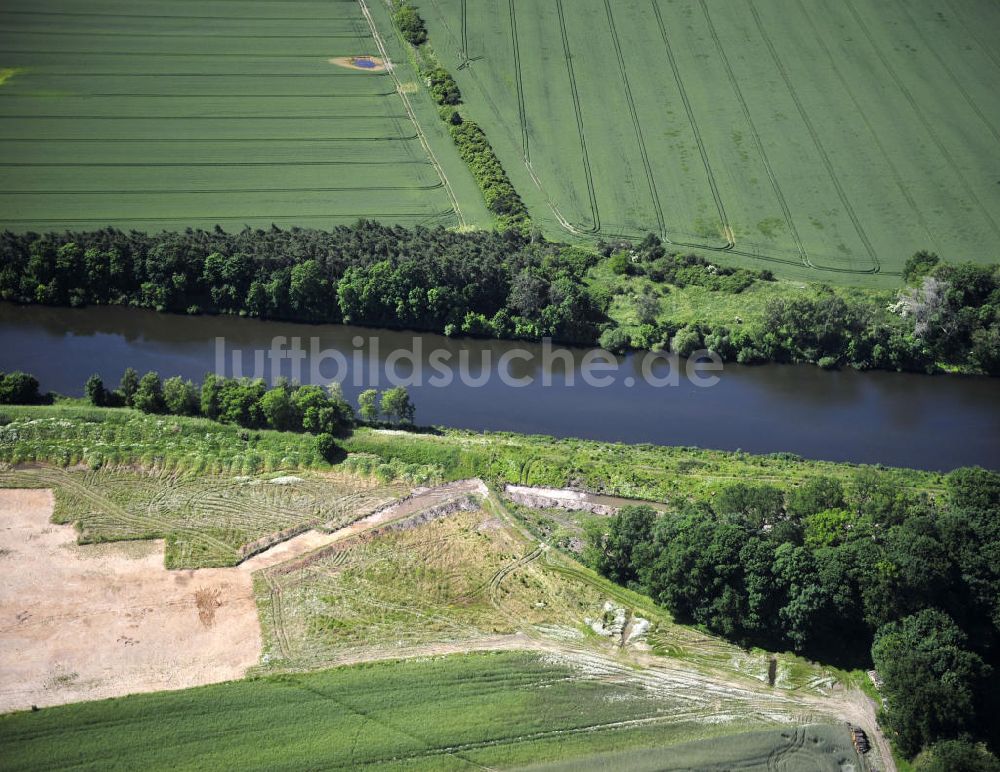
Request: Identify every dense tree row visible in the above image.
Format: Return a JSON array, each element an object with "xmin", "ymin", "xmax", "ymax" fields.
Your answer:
[
  {"xmin": 447, "ymin": 119, "xmax": 529, "ymax": 226},
  {"xmin": 84, "ymin": 369, "xmax": 415, "ymax": 433},
  {"xmin": 391, "ymin": 1, "xmax": 427, "ymax": 46},
  {"xmin": 0, "ymin": 223, "xmax": 604, "ymax": 343},
  {"xmin": 585, "ymin": 468, "xmax": 1000, "ymax": 762}
]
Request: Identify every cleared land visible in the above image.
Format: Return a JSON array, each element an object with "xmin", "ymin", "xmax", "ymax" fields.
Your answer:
[
  {"xmin": 0, "ymin": 0, "xmax": 490, "ymax": 230},
  {"xmin": 422, "ymin": 0, "xmax": 1000, "ymax": 284},
  {"xmin": 0, "ymin": 489, "xmax": 260, "ymax": 712}
]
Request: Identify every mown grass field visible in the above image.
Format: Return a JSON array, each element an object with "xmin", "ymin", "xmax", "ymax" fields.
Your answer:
[
  {"xmin": 0, "ymin": 0, "xmax": 490, "ymax": 231},
  {"xmin": 254, "ymin": 500, "xmax": 847, "ymax": 698},
  {"xmin": 422, "ymin": 0, "xmax": 1000, "ymax": 285},
  {"xmin": 0, "ymin": 464, "xmax": 406, "ymax": 567},
  {"xmin": 0, "ymin": 652, "xmax": 860, "ymax": 771}
]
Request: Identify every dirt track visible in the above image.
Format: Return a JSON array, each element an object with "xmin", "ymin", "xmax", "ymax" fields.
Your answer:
[{"xmin": 0, "ymin": 490, "xmax": 260, "ymax": 712}]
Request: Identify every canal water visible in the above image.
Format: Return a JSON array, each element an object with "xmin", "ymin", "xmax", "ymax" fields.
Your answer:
[{"xmin": 1, "ymin": 303, "xmax": 997, "ymax": 471}]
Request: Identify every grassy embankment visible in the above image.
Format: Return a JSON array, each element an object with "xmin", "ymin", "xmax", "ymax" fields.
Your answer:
[{"xmin": 0, "ymin": 403, "xmax": 943, "ymax": 568}]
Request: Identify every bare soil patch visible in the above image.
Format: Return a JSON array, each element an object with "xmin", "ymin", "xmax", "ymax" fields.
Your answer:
[
  {"xmin": 0, "ymin": 490, "xmax": 260, "ymax": 712},
  {"xmin": 328, "ymin": 55, "xmax": 388, "ymax": 72}
]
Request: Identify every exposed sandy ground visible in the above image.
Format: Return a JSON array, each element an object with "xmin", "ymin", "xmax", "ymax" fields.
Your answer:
[{"xmin": 0, "ymin": 490, "xmax": 260, "ymax": 712}]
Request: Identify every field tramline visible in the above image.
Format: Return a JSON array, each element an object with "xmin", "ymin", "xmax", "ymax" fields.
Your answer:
[
  {"xmin": 423, "ymin": 0, "xmax": 1000, "ymax": 285},
  {"xmin": 0, "ymin": 0, "xmax": 490, "ymax": 230}
]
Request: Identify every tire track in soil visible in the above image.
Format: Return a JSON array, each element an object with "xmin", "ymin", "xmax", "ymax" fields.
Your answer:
[
  {"xmin": 698, "ymin": 0, "xmax": 810, "ymax": 270},
  {"xmin": 650, "ymin": 0, "xmax": 734, "ymax": 251},
  {"xmin": 488, "ymin": 544, "xmax": 544, "ymax": 606},
  {"xmin": 602, "ymin": 0, "xmax": 666, "ymax": 239},
  {"xmin": 842, "ymin": 0, "xmax": 1000, "ymax": 241},
  {"xmin": 507, "ymin": 0, "xmax": 529, "ymax": 162},
  {"xmin": 747, "ymin": 0, "xmax": 880, "ymax": 275}
]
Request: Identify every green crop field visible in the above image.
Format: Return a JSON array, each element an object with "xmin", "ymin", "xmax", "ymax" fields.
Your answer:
[
  {"xmin": 0, "ymin": 0, "xmax": 490, "ymax": 231},
  {"xmin": 0, "ymin": 651, "xmax": 861, "ymax": 771},
  {"xmin": 421, "ymin": 0, "xmax": 1000, "ymax": 284}
]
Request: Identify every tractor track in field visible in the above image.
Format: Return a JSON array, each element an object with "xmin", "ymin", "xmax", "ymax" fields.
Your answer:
[
  {"xmin": 891, "ymin": 0, "xmax": 1000, "ymax": 145},
  {"xmin": 698, "ymin": 0, "xmax": 810, "ymax": 271},
  {"xmin": 26, "ymin": 92, "xmax": 402, "ymax": 98},
  {"xmin": 842, "ymin": 0, "xmax": 1000, "ymax": 242},
  {"xmin": 602, "ymin": 0, "xmax": 666, "ymax": 240},
  {"xmin": 551, "ymin": 0, "xmax": 601, "ymax": 235},
  {"xmin": 0, "ymin": 9, "xmax": 363, "ymax": 22},
  {"xmin": 747, "ymin": 0, "xmax": 880, "ymax": 275},
  {"xmin": 487, "ymin": 544, "xmax": 545, "ymax": 607},
  {"xmin": 0, "ymin": 113, "xmax": 411, "ymax": 119},
  {"xmin": 459, "ymin": 0, "xmax": 469, "ymax": 66},
  {"xmin": 796, "ymin": 0, "xmax": 939, "ymax": 255},
  {"xmin": 1, "ymin": 135, "xmax": 422, "ymax": 142},
  {"xmin": 356, "ymin": 0, "xmax": 466, "ymax": 227},
  {"xmin": 650, "ymin": 0, "xmax": 733, "ymax": 252},
  {"xmin": 8, "ymin": 183, "xmax": 446, "ymax": 195},
  {"xmin": 1, "ymin": 210, "xmax": 457, "ymax": 226},
  {"xmin": 0, "ymin": 159, "xmax": 435, "ymax": 167},
  {"xmin": 507, "ymin": 0, "xmax": 529, "ymax": 163}
]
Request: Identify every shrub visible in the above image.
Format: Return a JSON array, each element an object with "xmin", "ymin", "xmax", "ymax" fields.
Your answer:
[
  {"xmin": 426, "ymin": 67, "xmax": 461, "ymax": 105},
  {"xmin": 393, "ymin": 3, "xmax": 427, "ymax": 46},
  {"xmin": 0, "ymin": 371, "xmax": 43, "ymax": 405},
  {"xmin": 316, "ymin": 433, "xmax": 344, "ymax": 464},
  {"xmin": 608, "ymin": 251, "xmax": 633, "ymax": 276},
  {"xmin": 599, "ymin": 326, "xmax": 630, "ymax": 353},
  {"xmin": 670, "ymin": 326, "xmax": 703, "ymax": 358},
  {"xmin": 84, "ymin": 374, "xmax": 106, "ymax": 407}
]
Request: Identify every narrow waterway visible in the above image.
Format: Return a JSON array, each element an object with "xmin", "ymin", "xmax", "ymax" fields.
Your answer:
[{"xmin": 1, "ymin": 303, "xmax": 997, "ymax": 471}]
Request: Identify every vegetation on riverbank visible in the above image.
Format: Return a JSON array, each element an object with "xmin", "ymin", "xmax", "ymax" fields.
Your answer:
[
  {"xmin": 0, "ymin": 402, "xmax": 944, "ymax": 499},
  {"xmin": 596, "ymin": 237, "xmax": 1000, "ymax": 374},
  {"xmin": 2, "ymin": 224, "xmax": 997, "ymax": 374},
  {"xmin": 581, "ymin": 469, "xmax": 1000, "ymax": 763}
]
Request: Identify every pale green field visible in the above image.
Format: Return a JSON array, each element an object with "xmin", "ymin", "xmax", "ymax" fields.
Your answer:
[
  {"xmin": 0, "ymin": 0, "xmax": 490, "ymax": 230},
  {"xmin": 421, "ymin": 0, "xmax": 1000, "ymax": 285},
  {"xmin": 0, "ymin": 651, "xmax": 860, "ymax": 771}
]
